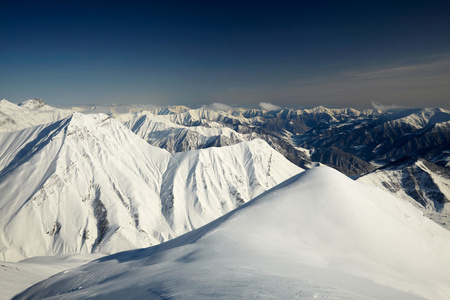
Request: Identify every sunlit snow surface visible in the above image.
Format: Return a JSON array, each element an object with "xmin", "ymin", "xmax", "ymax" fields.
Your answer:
[
  {"xmin": 0, "ymin": 113, "xmax": 301, "ymax": 261},
  {"xmin": 0, "ymin": 254, "xmax": 103, "ymax": 300},
  {"xmin": 15, "ymin": 167, "xmax": 450, "ymax": 300}
]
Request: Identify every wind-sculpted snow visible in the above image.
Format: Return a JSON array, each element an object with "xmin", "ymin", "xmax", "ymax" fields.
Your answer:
[
  {"xmin": 15, "ymin": 167, "xmax": 450, "ymax": 300},
  {"xmin": 0, "ymin": 254, "xmax": 104, "ymax": 300},
  {"xmin": 0, "ymin": 113, "xmax": 301, "ymax": 261}
]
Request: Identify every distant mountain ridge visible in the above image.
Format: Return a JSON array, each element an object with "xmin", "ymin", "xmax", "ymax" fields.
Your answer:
[
  {"xmin": 117, "ymin": 105, "xmax": 450, "ymax": 228},
  {"xmin": 1, "ymin": 99, "xmax": 449, "ymax": 230}
]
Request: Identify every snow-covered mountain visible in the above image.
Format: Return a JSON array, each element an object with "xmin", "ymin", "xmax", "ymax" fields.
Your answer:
[
  {"xmin": 118, "ymin": 111, "xmax": 251, "ymax": 153},
  {"xmin": 0, "ymin": 99, "xmax": 73, "ymax": 132},
  {"xmin": 15, "ymin": 167, "xmax": 450, "ymax": 300},
  {"xmin": 160, "ymin": 138, "xmax": 298, "ymax": 236},
  {"xmin": 1, "ymin": 101, "xmax": 449, "ymax": 298},
  {"xmin": 116, "ymin": 105, "xmax": 450, "ymax": 229},
  {"xmin": 138, "ymin": 106, "xmax": 449, "ymax": 176},
  {"xmin": 118, "ymin": 108, "xmax": 315, "ymax": 169},
  {"xmin": 1, "ymin": 99, "xmax": 449, "ymax": 230},
  {"xmin": 0, "ymin": 113, "xmax": 172, "ymax": 261},
  {"xmin": 294, "ymin": 107, "xmax": 450, "ymax": 169},
  {"xmin": 0, "ymin": 113, "xmax": 301, "ymax": 261},
  {"xmin": 116, "ymin": 105, "xmax": 391, "ymax": 174},
  {"xmin": 358, "ymin": 157, "xmax": 450, "ymax": 229}
]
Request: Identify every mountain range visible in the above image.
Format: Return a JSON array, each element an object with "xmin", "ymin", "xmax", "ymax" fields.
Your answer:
[
  {"xmin": 1, "ymin": 98, "xmax": 449, "ymax": 298},
  {"xmin": 1, "ymin": 99, "xmax": 448, "ymax": 231},
  {"xmin": 115, "ymin": 103, "xmax": 450, "ymax": 229},
  {"xmin": 0, "ymin": 109, "xmax": 300, "ymax": 261}
]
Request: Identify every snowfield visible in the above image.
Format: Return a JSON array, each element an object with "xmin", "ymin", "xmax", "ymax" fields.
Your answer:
[
  {"xmin": 14, "ymin": 167, "xmax": 450, "ymax": 300},
  {"xmin": 0, "ymin": 254, "xmax": 103, "ymax": 300}
]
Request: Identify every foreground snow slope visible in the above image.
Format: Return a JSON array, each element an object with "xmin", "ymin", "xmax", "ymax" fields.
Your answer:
[
  {"xmin": 16, "ymin": 167, "xmax": 450, "ymax": 300},
  {"xmin": 0, "ymin": 113, "xmax": 301, "ymax": 261},
  {"xmin": 0, "ymin": 254, "xmax": 102, "ymax": 300}
]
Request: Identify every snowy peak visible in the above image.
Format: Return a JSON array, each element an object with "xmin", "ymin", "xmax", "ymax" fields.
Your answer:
[
  {"xmin": 160, "ymin": 139, "xmax": 302, "ymax": 234},
  {"xmin": 0, "ymin": 116, "xmax": 71, "ymax": 178},
  {"xmin": 19, "ymin": 98, "xmax": 46, "ymax": 109},
  {"xmin": 0, "ymin": 99, "xmax": 18, "ymax": 109},
  {"xmin": 0, "ymin": 113, "xmax": 174, "ymax": 261},
  {"xmin": 0, "ymin": 99, "xmax": 73, "ymax": 132},
  {"xmin": 301, "ymin": 106, "xmax": 382, "ymax": 117},
  {"xmin": 380, "ymin": 107, "xmax": 450, "ymax": 129},
  {"xmin": 0, "ymin": 113, "xmax": 301, "ymax": 261},
  {"xmin": 149, "ymin": 105, "xmax": 191, "ymax": 115}
]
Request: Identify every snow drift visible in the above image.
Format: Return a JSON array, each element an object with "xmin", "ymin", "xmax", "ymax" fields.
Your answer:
[{"xmin": 15, "ymin": 167, "xmax": 450, "ymax": 300}]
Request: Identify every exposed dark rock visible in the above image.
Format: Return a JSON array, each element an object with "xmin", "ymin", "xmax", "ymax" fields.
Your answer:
[{"xmin": 92, "ymin": 186, "xmax": 109, "ymax": 251}]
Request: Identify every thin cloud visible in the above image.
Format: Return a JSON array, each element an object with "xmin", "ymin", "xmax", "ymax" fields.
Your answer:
[
  {"xmin": 347, "ymin": 56, "xmax": 450, "ymax": 81},
  {"xmin": 259, "ymin": 102, "xmax": 281, "ymax": 110},
  {"xmin": 370, "ymin": 101, "xmax": 407, "ymax": 111},
  {"xmin": 202, "ymin": 102, "xmax": 233, "ymax": 111},
  {"xmin": 208, "ymin": 54, "xmax": 450, "ymax": 109},
  {"xmin": 284, "ymin": 54, "xmax": 450, "ymax": 108}
]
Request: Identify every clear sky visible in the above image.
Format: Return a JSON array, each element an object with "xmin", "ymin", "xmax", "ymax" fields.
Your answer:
[{"xmin": 1, "ymin": 0, "xmax": 449, "ymax": 109}]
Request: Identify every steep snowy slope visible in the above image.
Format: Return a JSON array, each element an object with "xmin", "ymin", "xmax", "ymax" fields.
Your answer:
[
  {"xmin": 295, "ymin": 107, "xmax": 450, "ymax": 167},
  {"xmin": 0, "ymin": 113, "xmax": 301, "ymax": 261},
  {"xmin": 160, "ymin": 139, "xmax": 300, "ymax": 236},
  {"xmin": 0, "ymin": 99, "xmax": 73, "ymax": 132},
  {"xmin": 0, "ymin": 113, "xmax": 173, "ymax": 261},
  {"xmin": 357, "ymin": 158, "xmax": 450, "ymax": 229},
  {"xmin": 16, "ymin": 167, "xmax": 450, "ymax": 300}
]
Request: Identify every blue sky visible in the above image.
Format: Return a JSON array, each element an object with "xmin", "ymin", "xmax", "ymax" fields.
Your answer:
[{"xmin": 1, "ymin": 0, "xmax": 449, "ymax": 108}]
